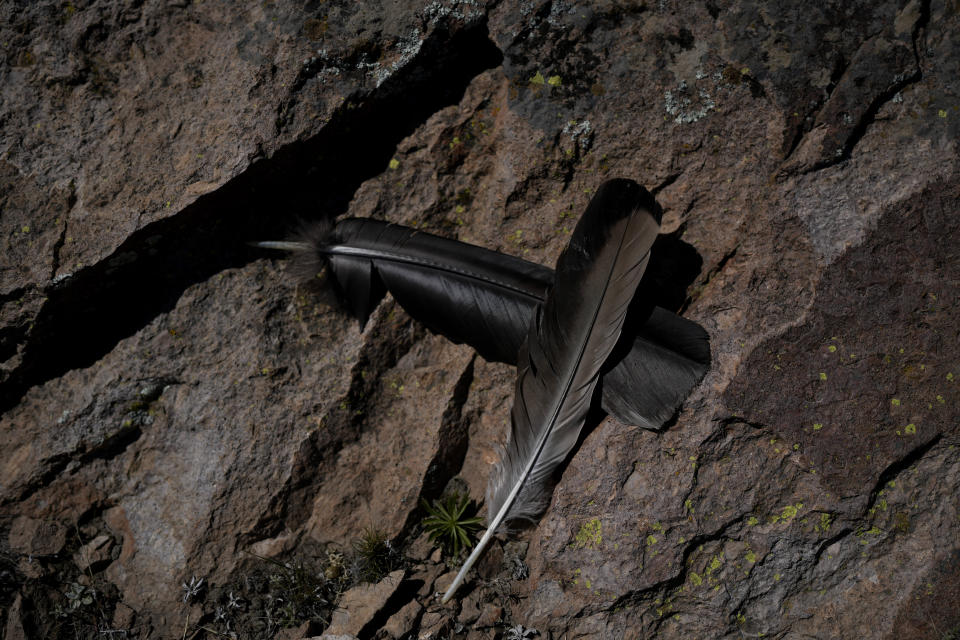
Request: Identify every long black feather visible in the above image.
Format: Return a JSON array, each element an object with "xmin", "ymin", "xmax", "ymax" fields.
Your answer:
[
  {"xmin": 443, "ymin": 178, "xmax": 661, "ymax": 600},
  {"xmin": 258, "ymin": 212, "xmax": 709, "ymax": 430}
]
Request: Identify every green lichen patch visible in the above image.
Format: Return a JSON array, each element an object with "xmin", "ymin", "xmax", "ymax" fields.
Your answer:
[
  {"xmin": 770, "ymin": 503, "xmax": 804, "ymax": 525},
  {"xmin": 572, "ymin": 518, "xmax": 603, "ymax": 550},
  {"xmin": 706, "ymin": 554, "xmax": 723, "ymax": 575},
  {"xmin": 814, "ymin": 512, "xmax": 833, "ymax": 533}
]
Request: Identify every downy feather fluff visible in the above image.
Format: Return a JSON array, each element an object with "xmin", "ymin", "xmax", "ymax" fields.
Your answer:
[
  {"xmin": 258, "ymin": 213, "xmax": 709, "ymax": 430},
  {"xmin": 442, "ymin": 178, "xmax": 661, "ymax": 601}
]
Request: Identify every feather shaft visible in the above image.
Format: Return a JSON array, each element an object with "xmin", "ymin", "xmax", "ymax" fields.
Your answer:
[{"xmin": 254, "ymin": 241, "xmax": 312, "ymax": 252}]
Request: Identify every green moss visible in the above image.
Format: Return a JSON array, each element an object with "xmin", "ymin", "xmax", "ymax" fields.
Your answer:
[
  {"xmin": 904, "ymin": 423, "xmax": 917, "ymax": 435},
  {"xmin": 646, "ymin": 535, "xmax": 658, "ymax": 546},
  {"xmin": 690, "ymin": 572, "xmax": 703, "ymax": 586},
  {"xmin": 747, "ymin": 516, "xmax": 759, "ymax": 526},
  {"xmin": 529, "ymin": 71, "xmax": 545, "ymax": 85},
  {"xmin": 745, "ymin": 550, "xmax": 757, "ymax": 563}
]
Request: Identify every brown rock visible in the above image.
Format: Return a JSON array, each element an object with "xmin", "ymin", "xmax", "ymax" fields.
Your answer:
[
  {"xmin": 275, "ymin": 621, "xmax": 316, "ymax": 640},
  {"xmin": 380, "ymin": 599, "xmax": 423, "ymax": 639},
  {"xmin": 74, "ymin": 534, "xmax": 112, "ymax": 571},
  {"xmin": 412, "ymin": 562, "xmax": 447, "ymax": 599},
  {"xmin": 3, "ymin": 594, "xmax": 27, "ymax": 640},
  {"xmin": 8, "ymin": 516, "xmax": 66, "ymax": 556},
  {"xmin": 457, "ymin": 590, "xmax": 482, "ymax": 625},
  {"xmin": 416, "ymin": 611, "xmax": 451, "ymax": 640},
  {"xmin": 474, "ymin": 603, "xmax": 503, "ymax": 628},
  {"xmin": 112, "ymin": 602, "xmax": 136, "ymax": 631},
  {"xmin": 324, "ymin": 570, "xmax": 405, "ymax": 638},
  {"xmin": 16, "ymin": 556, "xmax": 44, "ymax": 580},
  {"xmin": 432, "ymin": 570, "xmax": 457, "ymax": 597}
]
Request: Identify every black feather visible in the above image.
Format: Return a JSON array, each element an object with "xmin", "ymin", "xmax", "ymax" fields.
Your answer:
[
  {"xmin": 257, "ymin": 198, "xmax": 709, "ymax": 430},
  {"xmin": 444, "ymin": 178, "xmax": 662, "ymax": 601}
]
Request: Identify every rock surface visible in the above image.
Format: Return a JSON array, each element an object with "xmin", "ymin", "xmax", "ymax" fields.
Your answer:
[{"xmin": 1, "ymin": 0, "xmax": 958, "ymax": 638}]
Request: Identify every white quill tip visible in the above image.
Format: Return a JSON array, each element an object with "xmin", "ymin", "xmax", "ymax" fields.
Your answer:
[{"xmin": 441, "ymin": 524, "xmax": 500, "ymax": 603}]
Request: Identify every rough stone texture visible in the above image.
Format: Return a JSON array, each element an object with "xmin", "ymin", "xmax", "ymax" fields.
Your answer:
[
  {"xmin": 1, "ymin": 0, "xmax": 958, "ymax": 639},
  {"xmin": 324, "ymin": 570, "xmax": 405, "ymax": 638}
]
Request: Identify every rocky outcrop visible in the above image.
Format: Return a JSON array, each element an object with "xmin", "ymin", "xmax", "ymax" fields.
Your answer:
[{"xmin": 1, "ymin": 0, "xmax": 957, "ymax": 638}]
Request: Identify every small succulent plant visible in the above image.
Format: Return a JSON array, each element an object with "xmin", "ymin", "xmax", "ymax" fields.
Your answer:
[
  {"xmin": 421, "ymin": 492, "xmax": 483, "ymax": 558},
  {"xmin": 505, "ymin": 624, "xmax": 539, "ymax": 639}
]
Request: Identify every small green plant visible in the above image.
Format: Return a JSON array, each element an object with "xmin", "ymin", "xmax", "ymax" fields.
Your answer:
[
  {"xmin": 349, "ymin": 529, "xmax": 403, "ymax": 584},
  {"xmin": 421, "ymin": 493, "xmax": 483, "ymax": 558}
]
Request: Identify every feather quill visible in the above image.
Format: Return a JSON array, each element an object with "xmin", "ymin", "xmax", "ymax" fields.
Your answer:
[
  {"xmin": 441, "ymin": 178, "xmax": 661, "ymax": 601},
  {"xmin": 257, "ymin": 216, "xmax": 709, "ymax": 429}
]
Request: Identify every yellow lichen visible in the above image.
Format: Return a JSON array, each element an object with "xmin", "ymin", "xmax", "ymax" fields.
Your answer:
[
  {"xmin": 573, "ymin": 519, "xmax": 603, "ymax": 549},
  {"xmin": 706, "ymin": 555, "xmax": 723, "ymax": 574}
]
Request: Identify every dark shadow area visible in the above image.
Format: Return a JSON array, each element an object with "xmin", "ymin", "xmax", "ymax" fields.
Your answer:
[
  {"xmin": 641, "ymin": 229, "xmax": 704, "ymax": 314},
  {"xmin": 0, "ymin": 23, "xmax": 503, "ymax": 412}
]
